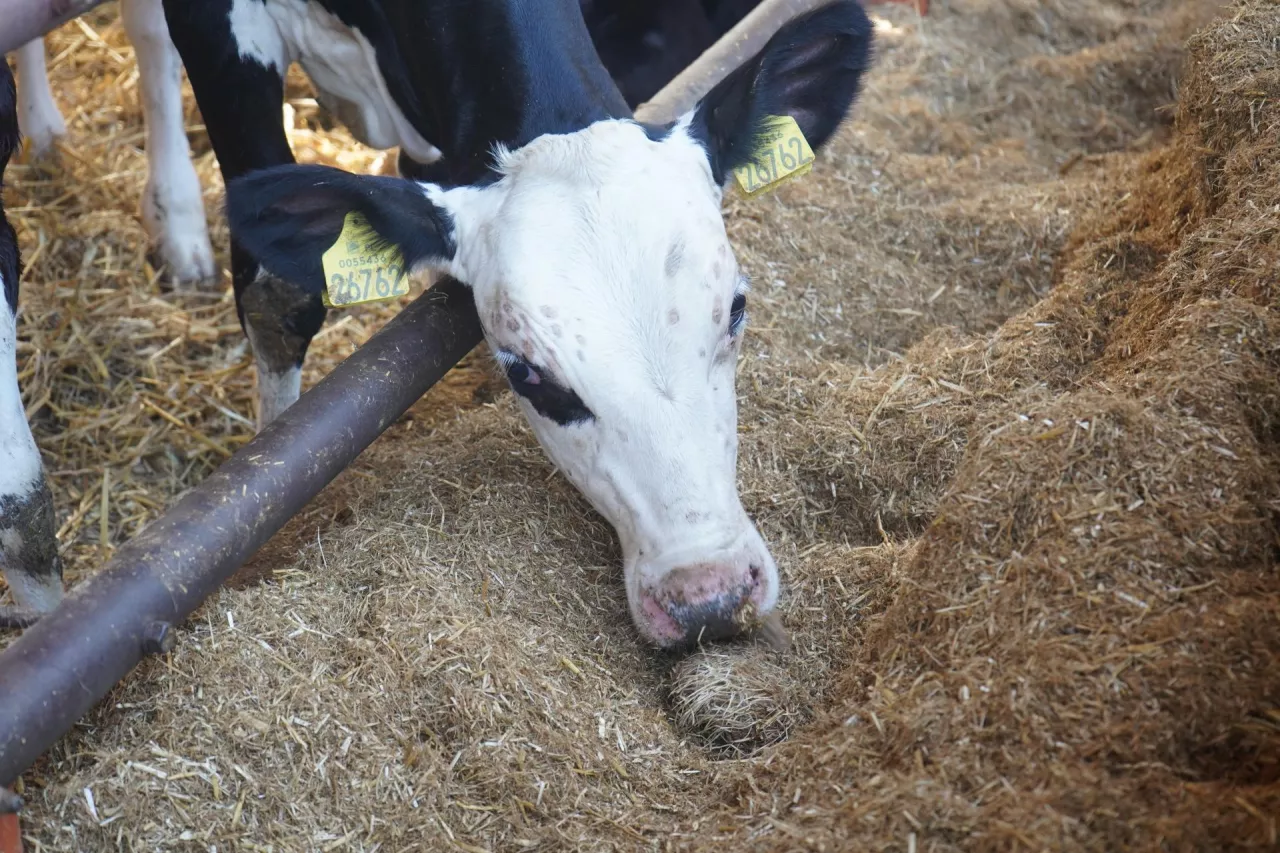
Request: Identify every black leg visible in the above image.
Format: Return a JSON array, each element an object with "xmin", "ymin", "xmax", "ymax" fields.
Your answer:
[{"xmin": 162, "ymin": 0, "xmax": 328, "ymax": 428}]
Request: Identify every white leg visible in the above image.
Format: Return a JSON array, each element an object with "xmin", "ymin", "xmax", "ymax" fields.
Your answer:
[
  {"xmin": 12, "ymin": 39, "xmax": 67, "ymax": 158},
  {"xmin": 255, "ymin": 361, "xmax": 302, "ymax": 429},
  {"xmin": 0, "ymin": 296, "xmax": 62, "ymax": 620},
  {"xmin": 246, "ymin": 323, "xmax": 302, "ymax": 430},
  {"xmin": 120, "ymin": 0, "xmax": 219, "ymax": 286},
  {"xmin": 240, "ymin": 266, "xmax": 312, "ymax": 431}
]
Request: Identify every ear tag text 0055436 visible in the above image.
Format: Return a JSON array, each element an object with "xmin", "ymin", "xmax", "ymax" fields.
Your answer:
[
  {"xmin": 733, "ymin": 114, "xmax": 816, "ymax": 197},
  {"xmin": 320, "ymin": 211, "xmax": 412, "ymax": 308}
]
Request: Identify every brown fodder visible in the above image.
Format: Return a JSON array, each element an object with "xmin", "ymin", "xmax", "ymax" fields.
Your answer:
[{"xmin": 680, "ymin": 2, "xmax": 1280, "ymax": 850}]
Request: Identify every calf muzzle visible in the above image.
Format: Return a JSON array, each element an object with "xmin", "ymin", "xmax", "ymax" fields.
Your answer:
[{"xmin": 641, "ymin": 561, "xmax": 767, "ymax": 648}]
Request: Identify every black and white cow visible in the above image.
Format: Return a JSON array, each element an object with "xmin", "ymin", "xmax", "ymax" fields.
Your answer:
[
  {"xmin": 0, "ymin": 64, "xmax": 62, "ymax": 628},
  {"xmin": 3, "ymin": 0, "xmax": 874, "ymax": 649},
  {"xmin": 209, "ymin": 0, "xmax": 874, "ymax": 648}
]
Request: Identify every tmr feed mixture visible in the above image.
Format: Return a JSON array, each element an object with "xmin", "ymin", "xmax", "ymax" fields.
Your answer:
[{"xmin": 7, "ymin": 0, "xmax": 1276, "ymax": 850}]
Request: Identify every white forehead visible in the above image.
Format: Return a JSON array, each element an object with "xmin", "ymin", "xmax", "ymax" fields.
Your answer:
[{"xmin": 448, "ymin": 119, "xmax": 735, "ymax": 307}]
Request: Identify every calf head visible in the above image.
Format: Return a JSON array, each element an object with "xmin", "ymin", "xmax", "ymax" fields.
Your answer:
[{"xmin": 226, "ymin": 2, "xmax": 873, "ymax": 649}]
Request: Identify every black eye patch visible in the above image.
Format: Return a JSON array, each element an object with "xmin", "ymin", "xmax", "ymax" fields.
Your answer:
[{"xmin": 496, "ymin": 350, "xmax": 595, "ymax": 426}]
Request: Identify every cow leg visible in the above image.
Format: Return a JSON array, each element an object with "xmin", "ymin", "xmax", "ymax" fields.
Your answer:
[
  {"xmin": 163, "ymin": 0, "xmax": 325, "ymax": 430},
  {"xmin": 12, "ymin": 40, "xmax": 66, "ymax": 158},
  {"xmin": 0, "ymin": 274, "xmax": 62, "ymax": 629},
  {"xmin": 120, "ymin": 0, "xmax": 218, "ymax": 287}
]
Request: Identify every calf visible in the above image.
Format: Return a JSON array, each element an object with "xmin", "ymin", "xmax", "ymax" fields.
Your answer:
[
  {"xmin": 0, "ymin": 64, "xmax": 62, "ymax": 629},
  {"xmin": 209, "ymin": 0, "xmax": 874, "ymax": 648}
]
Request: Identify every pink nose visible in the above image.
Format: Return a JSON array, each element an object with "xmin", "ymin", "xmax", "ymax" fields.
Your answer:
[{"xmin": 639, "ymin": 561, "xmax": 765, "ymax": 647}]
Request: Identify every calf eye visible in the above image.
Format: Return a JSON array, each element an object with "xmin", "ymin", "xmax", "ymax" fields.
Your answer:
[
  {"xmin": 729, "ymin": 291, "xmax": 748, "ymax": 337},
  {"xmin": 506, "ymin": 359, "xmax": 541, "ymax": 386},
  {"xmin": 495, "ymin": 349, "xmax": 595, "ymax": 426}
]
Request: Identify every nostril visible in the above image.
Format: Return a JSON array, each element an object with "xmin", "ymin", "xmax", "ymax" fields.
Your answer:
[
  {"xmin": 668, "ymin": 587, "xmax": 753, "ymax": 646},
  {"xmin": 642, "ymin": 561, "xmax": 773, "ymax": 647}
]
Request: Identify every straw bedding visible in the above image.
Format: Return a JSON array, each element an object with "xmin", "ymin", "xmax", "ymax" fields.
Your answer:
[{"xmin": 5, "ymin": 0, "xmax": 1278, "ymax": 849}]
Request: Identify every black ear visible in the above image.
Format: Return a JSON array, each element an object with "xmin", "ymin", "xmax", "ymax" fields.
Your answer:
[
  {"xmin": 224, "ymin": 164, "xmax": 457, "ymax": 291},
  {"xmin": 689, "ymin": 1, "xmax": 875, "ymax": 184}
]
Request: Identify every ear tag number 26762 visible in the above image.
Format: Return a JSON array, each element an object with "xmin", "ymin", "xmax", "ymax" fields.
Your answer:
[
  {"xmin": 320, "ymin": 211, "xmax": 411, "ymax": 308},
  {"xmin": 733, "ymin": 115, "xmax": 816, "ymax": 197}
]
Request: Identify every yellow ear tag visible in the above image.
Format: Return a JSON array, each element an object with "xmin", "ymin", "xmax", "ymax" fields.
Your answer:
[
  {"xmin": 732, "ymin": 115, "xmax": 816, "ymax": 197},
  {"xmin": 320, "ymin": 211, "xmax": 412, "ymax": 308}
]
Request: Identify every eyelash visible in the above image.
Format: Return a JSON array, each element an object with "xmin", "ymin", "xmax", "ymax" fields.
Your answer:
[{"xmin": 495, "ymin": 349, "xmax": 594, "ymax": 426}]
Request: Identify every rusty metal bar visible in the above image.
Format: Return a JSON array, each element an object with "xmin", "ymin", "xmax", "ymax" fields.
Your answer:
[
  {"xmin": 0, "ymin": 0, "xmax": 108, "ymax": 57},
  {"xmin": 0, "ymin": 276, "xmax": 483, "ymax": 788}
]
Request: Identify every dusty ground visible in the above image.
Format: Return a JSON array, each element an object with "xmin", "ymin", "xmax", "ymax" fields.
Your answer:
[{"xmin": 5, "ymin": 0, "xmax": 1278, "ymax": 850}]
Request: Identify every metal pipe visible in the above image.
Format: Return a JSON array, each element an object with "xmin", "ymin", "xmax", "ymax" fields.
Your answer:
[
  {"xmin": 0, "ymin": 0, "xmax": 108, "ymax": 57},
  {"xmin": 0, "ymin": 276, "xmax": 483, "ymax": 787}
]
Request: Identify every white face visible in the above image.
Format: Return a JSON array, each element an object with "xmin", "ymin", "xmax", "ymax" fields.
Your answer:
[{"xmin": 436, "ymin": 119, "xmax": 779, "ymax": 648}]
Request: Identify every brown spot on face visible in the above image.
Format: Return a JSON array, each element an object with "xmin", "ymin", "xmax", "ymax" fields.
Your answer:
[
  {"xmin": 665, "ymin": 242, "xmax": 684, "ymax": 279},
  {"xmin": 668, "ymin": 308, "xmax": 680, "ymax": 325},
  {"xmin": 540, "ymin": 305, "xmax": 557, "ymax": 318},
  {"xmin": 712, "ymin": 306, "xmax": 723, "ymax": 324},
  {"xmin": 507, "ymin": 318, "xmax": 520, "ymax": 333}
]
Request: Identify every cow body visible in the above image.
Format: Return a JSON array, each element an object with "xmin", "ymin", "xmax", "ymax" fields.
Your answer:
[{"xmin": 2, "ymin": 0, "xmax": 873, "ymax": 650}]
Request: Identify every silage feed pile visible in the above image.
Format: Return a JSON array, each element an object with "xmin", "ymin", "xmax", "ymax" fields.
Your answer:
[{"xmin": 3, "ymin": 0, "xmax": 1277, "ymax": 849}]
